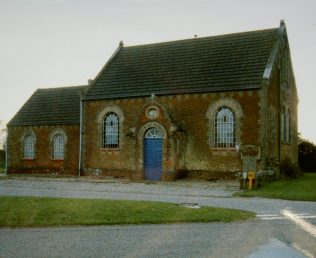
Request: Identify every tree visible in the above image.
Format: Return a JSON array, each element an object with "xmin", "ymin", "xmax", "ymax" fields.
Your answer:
[{"xmin": 298, "ymin": 135, "xmax": 316, "ymax": 172}]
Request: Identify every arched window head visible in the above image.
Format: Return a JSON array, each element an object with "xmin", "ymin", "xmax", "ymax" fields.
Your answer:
[
  {"xmin": 145, "ymin": 128, "xmax": 163, "ymax": 139},
  {"xmin": 103, "ymin": 112, "xmax": 119, "ymax": 148},
  {"xmin": 23, "ymin": 134, "xmax": 35, "ymax": 159},
  {"xmin": 214, "ymin": 107, "xmax": 236, "ymax": 148},
  {"xmin": 53, "ymin": 134, "xmax": 65, "ymax": 159}
]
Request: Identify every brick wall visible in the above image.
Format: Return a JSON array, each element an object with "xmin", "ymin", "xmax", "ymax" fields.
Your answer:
[
  {"xmin": 265, "ymin": 54, "xmax": 298, "ymax": 168},
  {"xmin": 266, "ymin": 68, "xmax": 281, "ymax": 164},
  {"xmin": 7, "ymin": 125, "xmax": 80, "ymax": 175},
  {"xmin": 8, "ymin": 85, "xmax": 296, "ymax": 180},
  {"xmin": 82, "ymin": 90, "xmax": 261, "ymax": 180}
]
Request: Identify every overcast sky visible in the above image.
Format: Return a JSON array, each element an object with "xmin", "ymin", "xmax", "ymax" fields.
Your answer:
[{"xmin": 1, "ymin": 0, "xmax": 315, "ymax": 143}]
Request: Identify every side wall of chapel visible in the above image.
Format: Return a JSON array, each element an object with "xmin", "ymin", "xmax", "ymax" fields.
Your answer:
[{"xmin": 265, "ymin": 43, "xmax": 298, "ymax": 170}]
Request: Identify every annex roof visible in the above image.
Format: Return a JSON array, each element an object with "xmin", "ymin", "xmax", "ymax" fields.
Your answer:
[
  {"xmin": 8, "ymin": 86, "xmax": 87, "ymax": 126},
  {"xmin": 86, "ymin": 27, "xmax": 279, "ymax": 100}
]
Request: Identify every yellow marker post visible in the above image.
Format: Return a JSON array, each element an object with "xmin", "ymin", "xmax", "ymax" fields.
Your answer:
[{"xmin": 248, "ymin": 171, "xmax": 255, "ymax": 190}]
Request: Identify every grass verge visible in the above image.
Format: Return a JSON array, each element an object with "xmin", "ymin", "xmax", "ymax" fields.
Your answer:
[
  {"xmin": 0, "ymin": 196, "xmax": 255, "ymax": 227},
  {"xmin": 237, "ymin": 173, "xmax": 316, "ymax": 201}
]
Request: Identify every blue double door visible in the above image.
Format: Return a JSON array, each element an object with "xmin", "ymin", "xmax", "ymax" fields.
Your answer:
[{"xmin": 144, "ymin": 138, "xmax": 163, "ymax": 180}]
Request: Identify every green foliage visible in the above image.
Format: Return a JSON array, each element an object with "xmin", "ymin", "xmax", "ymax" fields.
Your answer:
[
  {"xmin": 298, "ymin": 136, "xmax": 316, "ymax": 172},
  {"xmin": 237, "ymin": 173, "xmax": 316, "ymax": 201},
  {"xmin": 0, "ymin": 197, "xmax": 255, "ymax": 227}
]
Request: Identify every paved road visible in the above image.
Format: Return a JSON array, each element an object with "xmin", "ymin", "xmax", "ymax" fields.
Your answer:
[
  {"xmin": 1, "ymin": 220, "xmax": 315, "ymax": 258},
  {"xmin": 0, "ymin": 177, "xmax": 315, "ymax": 257},
  {"xmin": 0, "ymin": 177, "xmax": 315, "ymax": 215}
]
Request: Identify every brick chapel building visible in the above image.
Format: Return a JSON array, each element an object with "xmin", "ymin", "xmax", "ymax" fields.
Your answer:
[{"xmin": 7, "ymin": 21, "xmax": 298, "ymax": 180}]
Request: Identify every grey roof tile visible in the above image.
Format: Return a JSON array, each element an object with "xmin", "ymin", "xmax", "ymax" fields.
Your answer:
[
  {"xmin": 86, "ymin": 28, "xmax": 278, "ymax": 100},
  {"xmin": 8, "ymin": 86, "xmax": 87, "ymax": 126}
]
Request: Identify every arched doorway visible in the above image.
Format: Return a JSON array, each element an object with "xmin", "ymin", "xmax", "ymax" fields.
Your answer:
[{"xmin": 144, "ymin": 127, "xmax": 163, "ymax": 180}]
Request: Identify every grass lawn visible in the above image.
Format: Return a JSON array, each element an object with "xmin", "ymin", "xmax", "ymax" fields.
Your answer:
[
  {"xmin": 0, "ymin": 196, "xmax": 255, "ymax": 227},
  {"xmin": 237, "ymin": 173, "xmax": 316, "ymax": 201}
]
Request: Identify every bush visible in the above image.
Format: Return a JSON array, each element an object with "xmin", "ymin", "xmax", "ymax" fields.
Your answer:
[
  {"xmin": 280, "ymin": 158, "xmax": 302, "ymax": 179},
  {"xmin": 298, "ymin": 137, "xmax": 316, "ymax": 172}
]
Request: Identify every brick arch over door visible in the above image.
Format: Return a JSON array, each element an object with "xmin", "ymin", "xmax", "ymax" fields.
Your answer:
[
  {"xmin": 137, "ymin": 122, "xmax": 167, "ymax": 180},
  {"xmin": 138, "ymin": 122, "xmax": 167, "ymax": 140},
  {"xmin": 143, "ymin": 127, "xmax": 164, "ymax": 180}
]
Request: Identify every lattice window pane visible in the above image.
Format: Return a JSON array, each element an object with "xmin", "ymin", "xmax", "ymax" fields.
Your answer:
[
  {"xmin": 53, "ymin": 134, "xmax": 65, "ymax": 159},
  {"xmin": 214, "ymin": 107, "xmax": 236, "ymax": 148},
  {"xmin": 269, "ymin": 108, "xmax": 276, "ymax": 144},
  {"xmin": 281, "ymin": 107, "xmax": 285, "ymax": 142},
  {"xmin": 103, "ymin": 113, "xmax": 119, "ymax": 148},
  {"xmin": 285, "ymin": 109, "xmax": 290, "ymax": 143},
  {"xmin": 145, "ymin": 128, "xmax": 163, "ymax": 138},
  {"xmin": 23, "ymin": 135, "xmax": 35, "ymax": 159}
]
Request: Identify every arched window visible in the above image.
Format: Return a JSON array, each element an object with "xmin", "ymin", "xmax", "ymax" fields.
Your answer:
[
  {"xmin": 53, "ymin": 134, "xmax": 65, "ymax": 159},
  {"xmin": 281, "ymin": 106, "xmax": 285, "ymax": 142},
  {"xmin": 23, "ymin": 134, "xmax": 35, "ymax": 159},
  {"xmin": 206, "ymin": 98, "xmax": 243, "ymax": 150},
  {"xmin": 103, "ymin": 112, "xmax": 119, "ymax": 148},
  {"xmin": 285, "ymin": 108, "xmax": 290, "ymax": 143},
  {"xmin": 269, "ymin": 107, "xmax": 276, "ymax": 144},
  {"xmin": 145, "ymin": 128, "xmax": 163, "ymax": 138},
  {"xmin": 214, "ymin": 107, "xmax": 236, "ymax": 148}
]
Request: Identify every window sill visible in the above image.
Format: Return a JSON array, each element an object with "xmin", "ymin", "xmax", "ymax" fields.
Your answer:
[
  {"xmin": 52, "ymin": 159, "xmax": 65, "ymax": 161},
  {"xmin": 212, "ymin": 148, "xmax": 237, "ymax": 151},
  {"xmin": 100, "ymin": 148, "xmax": 120, "ymax": 151},
  {"xmin": 211, "ymin": 148, "xmax": 239, "ymax": 157},
  {"xmin": 23, "ymin": 158, "xmax": 35, "ymax": 160}
]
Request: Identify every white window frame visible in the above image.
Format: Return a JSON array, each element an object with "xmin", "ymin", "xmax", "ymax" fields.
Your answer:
[
  {"xmin": 269, "ymin": 107, "xmax": 276, "ymax": 144},
  {"xmin": 53, "ymin": 134, "xmax": 65, "ymax": 160},
  {"xmin": 285, "ymin": 108, "xmax": 290, "ymax": 143},
  {"xmin": 206, "ymin": 98, "xmax": 243, "ymax": 151},
  {"xmin": 97, "ymin": 105, "xmax": 124, "ymax": 151},
  {"xmin": 281, "ymin": 106, "xmax": 285, "ymax": 142},
  {"xmin": 145, "ymin": 127, "xmax": 163, "ymax": 139},
  {"xmin": 214, "ymin": 106, "xmax": 236, "ymax": 148},
  {"xmin": 23, "ymin": 134, "xmax": 35, "ymax": 159},
  {"xmin": 103, "ymin": 112, "xmax": 119, "ymax": 149}
]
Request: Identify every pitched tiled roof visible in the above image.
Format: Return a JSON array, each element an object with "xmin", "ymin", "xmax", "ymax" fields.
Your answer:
[
  {"xmin": 86, "ymin": 28, "xmax": 279, "ymax": 100},
  {"xmin": 8, "ymin": 86, "xmax": 87, "ymax": 126}
]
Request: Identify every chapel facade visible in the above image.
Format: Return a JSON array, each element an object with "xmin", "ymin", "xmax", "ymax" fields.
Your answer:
[{"xmin": 6, "ymin": 21, "xmax": 298, "ymax": 180}]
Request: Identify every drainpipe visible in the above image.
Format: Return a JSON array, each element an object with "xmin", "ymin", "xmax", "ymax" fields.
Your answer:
[
  {"xmin": 5, "ymin": 130, "xmax": 8, "ymax": 176},
  {"xmin": 78, "ymin": 97, "xmax": 83, "ymax": 177}
]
